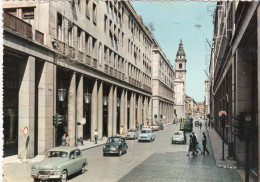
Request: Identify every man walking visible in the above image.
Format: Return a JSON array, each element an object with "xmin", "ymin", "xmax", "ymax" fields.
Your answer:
[
  {"xmin": 94, "ymin": 129, "xmax": 98, "ymax": 144},
  {"xmin": 202, "ymin": 132, "xmax": 210, "ymax": 155},
  {"xmin": 192, "ymin": 132, "xmax": 198, "ymax": 155},
  {"xmin": 199, "ymin": 122, "xmax": 202, "ymax": 130}
]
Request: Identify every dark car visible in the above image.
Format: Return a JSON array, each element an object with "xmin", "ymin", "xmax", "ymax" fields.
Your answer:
[
  {"xmin": 195, "ymin": 121, "xmax": 200, "ymax": 127},
  {"xmin": 158, "ymin": 122, "xmax": 164, "ymax": 130},
  {"xmin": 103, "ymin": 136, "xmax": 128, "ymax": 156}
]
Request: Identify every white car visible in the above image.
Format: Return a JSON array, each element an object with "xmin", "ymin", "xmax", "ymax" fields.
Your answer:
[
  {"xmin": 171, "ymin": 131, "xmax": 186, "ymax": 144},
  {"xmin": 125, "ymin": 128, "xmax": 138, "ymax": 139},
  {"xmin": 138, "ymin": 128, "xmax": 155, "ymax": 142}
]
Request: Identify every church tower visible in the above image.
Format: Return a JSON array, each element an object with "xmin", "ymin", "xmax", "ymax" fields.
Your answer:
[{"xmin": 174, "ymin": 40, "xmax": 187, "ymax": 118}]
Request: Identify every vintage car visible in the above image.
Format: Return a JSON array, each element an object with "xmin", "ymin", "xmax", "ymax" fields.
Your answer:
[
  {"xmin": 171, "ymin": 130, "xmax": 186, "ymax": 144},
  {"xmin": 31, "ymin": 146, "xmax": 87, "ymax": 182},
  {"xmin": 125, "ymin": 128, "xmax": 138, "ymax": 139},
  {"xmin": 195, "ymin": 120, "xmax": 200, "ymax": 127},
  {"xmin": 151, "ymin": 124, "xmax": 160, "ymax": 131},
  {"xmin": 158, "ymin": 122, "xmax": 164, "ymax": 130},
  {"xmin": 103, "ymin": 136, "xmax": 128, "ymax": 156},
  {"xmin": 138, "ymin": 128, "xmax": 155, "ymax": 142}
]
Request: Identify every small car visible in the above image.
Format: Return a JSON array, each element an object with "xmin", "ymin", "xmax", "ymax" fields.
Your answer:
[
  {"xmin": 103, "ymin": 136, "xmax": 128, "ymax": 156},
  {"xmin": 125, "ymin": 128, "xmax": 138, "ymax": 139},
  {"xmin": 172, "ymin": 130, "xmax": 186, "ymax": 144},
  {"xmin": 195, "ymin": 121, "xmax": 200, "ymax": 127},
  {"xmin": 31, "ymin": 146, "xmax": 87, "ymax": 182},
  {"xmin": 138, "ymin": 128, "xmax": 155, "ymax": 142},
  {"xmin": 158, "ymin": 122, "xmax": 164, "ymax": 130},
  {"xmin": 151, "ymin": 124, "xmax": 160, "ymax": 131}
]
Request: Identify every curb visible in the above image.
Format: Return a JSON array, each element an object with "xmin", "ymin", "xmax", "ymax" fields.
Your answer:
[
  {"xmin": 80, "ymin": 142, "xmax": 106, "ymax": 152},
  {"xmin": 206, "ymin": 128, "xmax": 217, "ymax": 165}
]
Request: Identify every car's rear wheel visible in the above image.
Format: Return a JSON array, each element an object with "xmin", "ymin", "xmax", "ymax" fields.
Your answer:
[
  {"xmin": 61, "ymin": 170, "xmax": 67, "ymax": 182},
  {"xmin": 81, "ymin": 163, "xmax": 86, "ymax": 174}
]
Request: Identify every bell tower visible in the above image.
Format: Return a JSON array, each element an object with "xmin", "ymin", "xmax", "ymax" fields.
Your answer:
[{"xmin": 175, "ymin": 39, "xmax": 187, "ymax": 84}]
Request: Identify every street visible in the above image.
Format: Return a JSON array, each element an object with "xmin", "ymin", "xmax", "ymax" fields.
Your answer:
[{"xmin": 4, "ymin": 121, "xmax": 243, "ymax": 182}]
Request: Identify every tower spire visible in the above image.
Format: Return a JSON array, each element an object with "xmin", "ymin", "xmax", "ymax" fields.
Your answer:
[{"xmin": 176, "ymin": 39, "xmax": 186, "ymax": 57}]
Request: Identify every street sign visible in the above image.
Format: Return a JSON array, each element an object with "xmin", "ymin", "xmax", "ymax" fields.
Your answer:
[
  {"xmin": 219, "ymin": 110, "xmax": 227, "ymax": 117},
  {"xmin": 23, "ymin": 127, "xmax": 29, "ymax": 136}
]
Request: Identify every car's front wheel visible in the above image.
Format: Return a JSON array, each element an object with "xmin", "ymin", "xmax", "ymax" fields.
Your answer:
[
  {"xmin": 81, "ymin": 163, "xmax": 87, "ymax": 174},
  {"xmin": 33, "ymin": 179, "xmax": 39, "ymax": 182},
  {"xmin": 61, "ymin": 170, "xmax": 68, "ymax": 182}
]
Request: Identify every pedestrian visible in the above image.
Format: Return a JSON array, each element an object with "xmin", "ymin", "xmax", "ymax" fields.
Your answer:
[
  {"xmin": 199, "ymin": 122, "xmax": 202, "ymax": 130},
  {"xmin": 94, "ymin": 129, "xmax": 98, "ymax": 144},
  {"xmin": 208, "ymin": 121, "xmax": 210, "ymax": 128},
  {"xmin": 120, "ymin": 126, "xmax": 123, "ymax": 135},
  {"xmin": 61, "ymin": 133, "xmax": 66, "ymax": 146},
  {"xmin": 191, "ymin": 132, "xmax": 198, "ymax": 155},
  {"xmin": 140, "ymin": 123, "xmax": 143, "ymax": 131},
  {"xmin": 186, "ymin": 135, "xmax": 193, "ymax": 156},
  {"xmin": 202, "ymin": 132, "xmax": 210, "ymax": 155},
  {"xmin": 66, "ymin": 134, "xmax": 70, "ymax": 146}
]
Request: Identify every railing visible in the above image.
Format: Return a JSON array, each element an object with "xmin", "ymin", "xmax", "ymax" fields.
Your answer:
[
  {"xmin": 35, "ymin": 30, "xmax": 44, "ymax": 44},
  {"xmin": 57, "ymin": 40, "xmax": 65, "ymax": 54},
  {"xmin": 93, "ymin": 58, "xmax": 97, "ymax": 68},
  {"xmin": 114, "ymin": 70, "xmax": 118, "ymax": 78},
  {"xmin": 68, "ymin": 46, "xmax": 75, "ymax": 58},
  {"xmin": 109, "ymin": 67, "xmax": 114, "ymax": 75},
  {"xmin": 3, "ymin": 11, "xmax": 32, "ymax": 38},
  {"xmin": 86, "ymin": 55, "xmax": 91, "ymax": 65},
  {"xmin": 122, "ymin": 74, "xmax": 125, "ymax": 81},
  {"xmin": 78, "ymin": 51, "xmax": 84, "ymax": 62}
]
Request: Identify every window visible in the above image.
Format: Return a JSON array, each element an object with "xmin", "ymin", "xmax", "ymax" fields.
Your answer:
[
  {"xmin": 68, "ymin": 21, "xmax": 73, "ymax": 47},
  {"xmin": 57, "ymin": 13, "xmax": 63, "ymax": 41},
  {"xmin": 5, "ymin": 8, "xmax": 17, "ymax": 16},
  {"xmin": 92, "ymin": 38, "xmax": 97, "ymax": 59},
  {"xmin": 104, "ymin": 46, "xmax": 107, "ymax": 64},
  {"xmin": 75, "ymin": 150, "xmax": 81, "ymax": 156},
  {"xmin": 92, "ymin": 3, "xmax": 97, "ymax": 25},
  {"xmin": 78, "ymin": 0, "xmax": 82, "ymax": 12},
  {"xmin": 22, "ymin": 8, "xmax": 34, "ymax": 19},
  {"xmin": 121, "ymin": 33, "xmax": 124, "ymax": 47},
  {"xmin": 104, "ymin": 15, "xmax": 107, "ymax": 32},
  {"xmin": 85, "ymin": 34, "xmax": 91, "ymax": 55},
  {"xmin": 99, "ymin": 43, "xmax": 102, "ymax": 66},
  {"xmin": 179, "ymin": 63, "xmax": 182, "ymax": 69},
  {"xmin": 77, "ymin": 28, "xmax": 82, "ymax": 51},
  {"xmin": 86, "ymin": 0, "xmax": 90, "ymax": 19}
]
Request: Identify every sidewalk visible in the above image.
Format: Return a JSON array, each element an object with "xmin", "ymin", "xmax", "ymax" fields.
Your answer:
[
  {"xmin": 3, "ymin": 138, "xmax": 107, "ymax": 165},
  {"xmin": 207, "ymin": 128, "xmax": 237, "ymax": 168}
]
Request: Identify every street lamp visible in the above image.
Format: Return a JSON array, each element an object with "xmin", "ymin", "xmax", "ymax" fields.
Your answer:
[
  {"xmin": 103, "ymin": 96, "xmax": 108, "ymax": 106},
  {"xmin": 84, "ymin": 92, "xmax": 91, "ymax": 104},
  {"xmin": 117, "ymin": 98, "xmax": 121, "ymax": 107},
  {"xmin": 58, "ymin": 88, "xmax": 67, "ymax": 102},
  {"xmin": 127, "ymin": 101, "xmax": 131, "ymax": 108}
]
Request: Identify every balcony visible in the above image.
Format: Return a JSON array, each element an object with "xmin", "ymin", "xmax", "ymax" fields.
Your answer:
[
  {"xmin": 77, "ymin": 51, "xmax": 84, "ymax": 62},
  {"xmin": 3, "ymin": 11, "xmax": 32, "ymax": 38},
  {"xmin": 109, "ymin": 67, "xmax": 114, "ymax": 76},
  {"xmin": 35, "ymin": 30, "xmax": 44, "ymax": 44},
  {"xmin": 68, "ymin": 46, "xmax": 75, "ymax": 58},
  {"xmin": 93, "ymin": 58, "xmax": 97, "ymax": 68},
  {"xmin": 86, "ymin": 55, "xmax": 91, "ymax": 65},
  {"xmin": 114, "ymin": 70, "xmax": 118, "ymax": 78},
  {"xmin": 105, "ymin": 64, "xmax": 109, "ymax": 73}
]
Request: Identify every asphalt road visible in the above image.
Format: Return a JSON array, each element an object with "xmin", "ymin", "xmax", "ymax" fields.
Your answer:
[{"xmin": 3, "ymin": 121, "xmax": 243, "ymax": 182}]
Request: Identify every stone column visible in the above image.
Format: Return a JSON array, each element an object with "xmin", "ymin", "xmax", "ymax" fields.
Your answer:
[
  {"xmin": 137, "ymin": 95, "xmax": 141, "ymax": 128},
  {"xmin": 38, "ymin": 62, "xmax": 54, "ymax": 154},
  {"xmin": 120, "ymin": 89, "xmax": 125, "ymax": 134},
  {"xmin": 108, "ymin": 85, "xmax": 113, "ymax": 137},
  {"xmin": 258, "ymin": 7, "xmax": 260, "ymax": 180},
  {"xmin": 91, "ymin": 79, "xmax": 98, "ymax": 141},
  {"xmin": 77, "ymin": 75, "xmax": 83, "ymax": 141},
  {"xmin": 129, "ymin": 92, "xmax": 133, "ymax": 129},
  {"xmin": 18, "ymin": 56, "xmax": 35, "ymax": 159},
  {"xmin": 148, "ymin": 98, "xmax": 152, "ymax": 126},
  {"xmin": 97, "ymin": 81, "xmax": 103, "ymax": 140},
  {"xmin": 124, "ymin": 90, "xmax": 128, "ymax": 132},
  {"xmin": 68, "ymin": 72, "xmax": 76, "ymax": 146},
  {"xmin": 113, "ymin": 86, "xmax": 117, "ymax": 136},
  {"xmin": 144, "ymin": 97, "xmax": 147, "ymax": 126},
  {"xmin": 133, "ymin": 93, "xmax": 136, "ymax": 128}
]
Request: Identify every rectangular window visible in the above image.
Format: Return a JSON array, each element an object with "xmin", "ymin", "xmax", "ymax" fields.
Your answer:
[
  {"xmin": 57, "ymin": 13, "xmax": 63, "ymax": 41},
  {"xmin": 104, "ymin": 15, "xmax": 107, "ymax": 32},
  {"xmin": 85, "ymin": 34, "xmax": 90, "ymax": 55},
  {"xmin": 122, "ymin": 33, "xmax": 124, "ymax": 47},
  {"xmin": 92, "ymin": 3, "xmax": 97, "ymax": 25},
  {"xmin": 68, "ymin": 22, "xmax": 73, "ymax": 47},
  {"xmin": 5, "ymin": 8, "xmax": 17, "ymax": 16},
  {"xmin": 22, "ymin": 7, "xmax": 34, "ymax": 19},
  {"xmin": 77, "ymin": 28, "xmax": 82, "ymax": 51},
  {"xmin": 92, "ymin": 38, "xmax": 97, "ymax": 58},
  {"xmin": 86, "ymin": 0, "xmax": 90, "ymax": 19}
]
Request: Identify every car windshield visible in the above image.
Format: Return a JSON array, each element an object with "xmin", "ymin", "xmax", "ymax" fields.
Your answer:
[
  {"xmin": 46, "ymin": 151, "xmax": 68, "ymax": 158},
  {"xmin": 174, "ymin": 132, "xmax": 183, "ymax": 135},
  {"xmin": 141, "ymin": 130, "xmax": 151, "ymax": 133},
  {"xmin": 108, "ymin": 138, "xmax": 121, "ymax": 143}
]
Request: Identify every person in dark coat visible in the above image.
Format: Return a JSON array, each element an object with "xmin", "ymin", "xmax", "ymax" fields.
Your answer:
[
  {"xmin": 186, "ymin": 135, "xmax": 193, "ymax": 156},
  {"xmin": 199, "ymin": 122, "xmax": 202, "ymax": 130},
  {"xmin": 61, "ymin": 134, "xmax": 66, "ymax": 146},
  {"xmin": 192, "ymin": 132, "xmax": 198, "ymax": 155},
  {"xmin": 202, "ymin": 132, "xmax": 210, "ymax": 155}
]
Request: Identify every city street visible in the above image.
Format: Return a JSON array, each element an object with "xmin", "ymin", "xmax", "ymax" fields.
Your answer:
[{"xmin": 4, "ymin": 121, "xmax": 243, "ymax": 182}]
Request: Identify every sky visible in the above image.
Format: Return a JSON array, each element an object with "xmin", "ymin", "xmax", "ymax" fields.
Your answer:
[{"xmin": 131, "ymin": 1, "xmax": 216, "ymax": 102}]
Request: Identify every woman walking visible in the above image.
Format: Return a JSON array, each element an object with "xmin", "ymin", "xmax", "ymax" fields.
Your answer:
[
  {"xmin": 186, "ymin": 135, "xmax": 193, "ymax": 156},
  {"xmin": 66, "ymin": 134, "xmax": 70, "ymax": 146}
]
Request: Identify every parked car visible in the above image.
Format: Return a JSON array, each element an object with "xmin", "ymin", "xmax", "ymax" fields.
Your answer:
[
  {"xmin": 195, "ymin": 120, "xmax": 200, "ymax": 127},
  {"xmin": 171, "ymin": 131, "xmax": 186, "ymax": 144},
  {"xmin": 151, "ymin": 124, "xmax": 160, "ymax": 131},
  {"xmin": 158, "ymin": 122, "xmax": 164, "ymax": 130},
  {"xmin": 125, "ymin": 128, "xmax": 138, "ymax": 139},
  {"xmin": 103, "ymin": 136, "xmax": 128, "ymax": 156},
  {"xmin": 31, "ymin": 146, "xmax": 87, "ymax": 182},
  {"xmin": 138, "ymin": 128, "xmax": 155, "ymax": 142}
]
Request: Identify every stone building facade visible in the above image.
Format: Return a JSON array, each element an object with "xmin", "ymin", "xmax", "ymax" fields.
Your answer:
[
  {"xmin": 185, "ymin": 95, "xmax": 197, "ymax": 115},
  {"xmin": 151, "ymin": 43, "xmax": 175, "ymax": 124},
  {"xmin": 208, "ymin": 2, "xmax": 259, "ymax": 180},
  {"xmin": 3, "ymin": 0, "xmax": 154, "ymax": 159},
  {"xmin": 174, "ymin": 40, "xmax": 187, "ymax": 118}
]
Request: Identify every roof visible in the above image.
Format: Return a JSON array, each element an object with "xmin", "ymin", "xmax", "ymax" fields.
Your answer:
[
  {"xmin": 176, "ymin": 40, "xmax": 186, "ymax": 57},
  {"xmin": 48, "ymin": 146, "xmax": 79, "ymax": 152}
]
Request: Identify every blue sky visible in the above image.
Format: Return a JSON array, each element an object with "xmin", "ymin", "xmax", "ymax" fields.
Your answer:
[{"xmin": 131, "ymin": 1, "xmax": 216, "ymax": 102}]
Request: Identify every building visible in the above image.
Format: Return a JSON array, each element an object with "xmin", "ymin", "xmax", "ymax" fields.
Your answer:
[
  {"xmin": 196, "ymin": 102, "xmax": 205, "ymax": 116},
  {"xmin": 152, "ymin": 42, "xmax": 175, "ymax": 124},
  {"xmin": 208, "ymin": 2, "xmax": 259, "ymax": 181},
  {"xmin": 174, "ymin": 40, "xmax": 187, "ymax": 118},
  {"xmin": 205, "ymin": 79, "xmax": 210, "ymax": 116},
  {"xmin": 185, "ymin": 95, "xmax": 197, "ymax": 115},
  {"xmin": 3, "ymin": 0, "xmax": 156, "ymax": 159}
]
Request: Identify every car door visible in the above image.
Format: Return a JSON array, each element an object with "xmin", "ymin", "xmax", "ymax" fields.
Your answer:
[
  {"xmin": 74, "ymin": 149, "xmax": 84, "ymax": 172},
  {"xmin": 121, "ymin": 138, "xmax": 127, "ymax": 152},
  {"xmin": 68, "ymin": 150, "xmax": 77, "ymax": 175}
]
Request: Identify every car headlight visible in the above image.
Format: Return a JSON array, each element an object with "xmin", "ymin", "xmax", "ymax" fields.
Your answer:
[
  {"xmin": 116, "ymin": 146, "xmax": 119, "ymax": 149},
  {"xmin": 54, "ymin": 167, "xmax": 59, "ymax": 172},
  {"xmin": 31, "ymin": 166, "xmax": 36, "ymax": 171}
]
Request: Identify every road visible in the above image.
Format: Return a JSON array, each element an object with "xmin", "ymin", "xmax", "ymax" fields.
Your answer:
[{"xmin": 3, "ymin": 121, "xmax": 243, "ymax": 182}]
